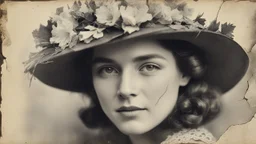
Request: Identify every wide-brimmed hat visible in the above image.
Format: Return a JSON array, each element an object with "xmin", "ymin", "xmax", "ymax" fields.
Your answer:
[{"xmin": 24, "ymin": 0, "xmax": 249, "ymax": 93}]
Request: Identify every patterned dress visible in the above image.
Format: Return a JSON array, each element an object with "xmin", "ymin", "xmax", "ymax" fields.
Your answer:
[
  {"xmin": 85, "ymin": 127, "xmax": 216, "ymax": 144},
  {"xmin": 161, "ymin": 127, "xmax": 216, "ymax": 144}
]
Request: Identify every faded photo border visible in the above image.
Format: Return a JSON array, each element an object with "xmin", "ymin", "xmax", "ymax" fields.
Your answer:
[
  {"xmin": 1, "ymin": 0, "xmax": 256, "ymax": 143},
  {"xmin": 0, "ymin": 0, "xmax": 6, "ymax": 138}
]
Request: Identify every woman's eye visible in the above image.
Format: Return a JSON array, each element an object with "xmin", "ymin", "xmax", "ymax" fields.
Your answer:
[
  {"xmin": 140, "ymin": 64, "xmax": 160, "ymax": 73},
  {"xmin": 98, "ymin": 67, "xmax": 119, "ymax": 76}
]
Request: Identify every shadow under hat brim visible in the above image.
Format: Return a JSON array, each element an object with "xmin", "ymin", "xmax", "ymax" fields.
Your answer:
[{"xmin": 29, "ymin": 27, "xmax": 249, "ymax": 93}]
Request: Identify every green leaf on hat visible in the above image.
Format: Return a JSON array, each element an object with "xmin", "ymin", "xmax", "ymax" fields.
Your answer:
[
  {"xmin": 32, "ymin": 20, "xmax": 53, "ymax": 48},
  {"xmin": 194, "ymin": 13, "xmax": 206, "ymax": 26},
  {"xmin": 207, "ymin": 19, "xmax": 220, "ymax": 32},
  {"xmin": 72, "ymin": 1, "xmax": 81, "ymax": 11},
  {"xmin": 85, "ymin": 0, "xmax": 97, "ymax": 11},
  {"xmin": 221, "ymin": 22, "xmax": 235, "ymax": 39}
]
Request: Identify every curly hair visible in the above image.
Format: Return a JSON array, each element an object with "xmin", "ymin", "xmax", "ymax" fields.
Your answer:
[{"xmin": 78, "ymin": 40, "xmax": 222, "ymax": 131}]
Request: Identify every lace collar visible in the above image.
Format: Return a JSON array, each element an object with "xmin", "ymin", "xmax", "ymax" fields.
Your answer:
[{"xmin": 161, "ymin": 127, "xmax": 216, "ymax": 144}]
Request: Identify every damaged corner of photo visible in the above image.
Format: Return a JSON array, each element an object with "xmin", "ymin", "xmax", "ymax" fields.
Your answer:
[{"xmin": 204, "ymin": 1, "xmax": 256, "ymax": 143}]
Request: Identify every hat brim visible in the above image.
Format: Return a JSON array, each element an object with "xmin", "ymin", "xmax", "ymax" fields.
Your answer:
[{"xmin": 27, "ymin": 27, "xmax": 249, "ymax": 93}]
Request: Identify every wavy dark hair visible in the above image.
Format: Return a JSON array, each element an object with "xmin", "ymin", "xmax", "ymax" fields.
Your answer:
[{"xmin": 77, "ymin": 39, "xmax": 222, "ymax": 132}]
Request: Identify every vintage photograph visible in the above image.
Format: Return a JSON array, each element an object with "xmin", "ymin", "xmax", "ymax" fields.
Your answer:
[{"xmin": 1, "ymin": 0, "xmax": 256, "ymax": 144}]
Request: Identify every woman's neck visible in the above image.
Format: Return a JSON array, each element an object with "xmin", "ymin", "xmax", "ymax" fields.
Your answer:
[{"xmin": 128, "ymin": 128, "xmax": 172, "ymax": 144}]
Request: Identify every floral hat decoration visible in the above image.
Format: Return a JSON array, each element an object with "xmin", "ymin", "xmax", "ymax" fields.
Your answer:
[{"xmin": 24, "ymin": 0, "xmax": 249, "ymax": 93}]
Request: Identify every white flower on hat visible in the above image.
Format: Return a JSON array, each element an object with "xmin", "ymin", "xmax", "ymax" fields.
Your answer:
[
  {"xmin": 149, "ymin": 1, "xmax": 183, "ymax": 25},
  {"xmin": 32, "ymin": 0, "xmax": 235, "ymax": 53},
  {"xmin": 78, "ymin": 25, "xmax": 105, "ymax": 43},
  {"xmin": 95, "ymin": 1, "xmax": 121, "ymax": 26},
  {"xmin": 125, "ymin": 0, "xmax": 147, "ymax": 6},
  {"xmin": 70, "ymin": 1, "xmax": 93, "ymax": 18},
  {"xmin": 149, "ymin": 2, "xmax": 173, "ymax": 24},
  {"xmin": 170, "ymin": 8, "xmax": 183, "ymax": 22},
  {"xmin": 51, "ymin": 8, "xmax": 77, "ymax": 24},
  {"xmin": 120, "ymin": 5, "xmax": 152, "ymax": 34},
  {"xmin": 50, "ymin": 11, "xmax": 78, "ymax": 49}
]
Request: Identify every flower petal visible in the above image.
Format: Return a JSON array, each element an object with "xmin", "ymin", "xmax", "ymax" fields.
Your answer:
[
  {"xmin": 84, "ymin": 25, "xmax": 97, "ymax": 31},
  {"xmin": 120, "ymin": 6, "xmax": 137, "ymax": 26},
  {"xmin": 93, "ymin": 31, "xmax": 104, "ymax": 39},
  {"xmin": 59, "ymin": 36, "xmax": 69, "ymax": 49},
  {"xmin": 69, "ymin": 35, "xmax": 79, "ymax": 48},
  {"xmin": 96, "ymin": 28, "xmax": 105, "ymax": 32},
  {"xmin": 84, "ymin": 37, "xmax": 94, "ymax": 43},
  {"xmin": 149, "ymin": 3, "xmax": 173, "ymax": 24},
  {"xmin": 148, "ymin": 2, "xmax": 162, "ymax": 17},
  {"xmin": 96, "ymin": 5, "xmax": 110, "ymax": 22},
  {"xmin": 170, "ymin": 9, "xmax": 183, "ymax": 22},
  {"xmin": 111, "ymin": 2, "xmax": 121, "ymax": 25},
  {"xmin": 135, "ymin": 5, "xmax": 152, "ymax": 24},
  {"xmin": 80, "ymin": 3, "xmax": 92, "ymax": 13},
  {"xmin": 95, "ymin": 1, "xmax": 121, "ymax": 26},
  {"xmin": 78, "ymin": 31, "xmax": 95, "ymax": 41},
  {"xmin": 126, "ymin": 0, "xmax": 146, "ymax": 7},
  {"xmin": 122, "ymin": 24, "xmax": 139, "ymax": 34}
]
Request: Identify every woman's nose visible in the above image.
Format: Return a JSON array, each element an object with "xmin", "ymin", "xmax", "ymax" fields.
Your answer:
[{"xmin": 117, "ymin": 70, "xmax": 139, "ymax": 99}]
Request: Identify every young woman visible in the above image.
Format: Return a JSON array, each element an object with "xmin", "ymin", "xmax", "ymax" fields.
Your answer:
[
  {"xmin": 25, "ymin": 1, "xmax": 249, "ymax": 144},
  {"xmin": 77, "ymin": 38, "xmax": 221, "ymax": 144}
]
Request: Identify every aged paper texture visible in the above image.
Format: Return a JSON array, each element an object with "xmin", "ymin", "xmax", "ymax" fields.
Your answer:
[{"xmin": 1, "ymin": 0, "xmax": 256, "ymax": 144}]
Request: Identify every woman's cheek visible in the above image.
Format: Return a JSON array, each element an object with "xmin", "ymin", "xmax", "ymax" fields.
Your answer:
[
  {"xmin": 141, "ymin": 74, "xmax": 167, "ymax": 94},
  {"xmin": 141, "ymin": 71, "xmax": 180, "ymax": 104},
  {"xmin": 93, "ymin": 78, "xmax": 118, "ymax": 102}
]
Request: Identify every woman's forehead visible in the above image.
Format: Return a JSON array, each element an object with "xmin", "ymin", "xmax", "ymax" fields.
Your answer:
[{"xmin": 93, "ymin": 39, "xmax": 172, "ymax": 58}]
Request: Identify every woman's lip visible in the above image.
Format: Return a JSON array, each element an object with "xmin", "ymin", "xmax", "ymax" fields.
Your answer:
[{"xmin": 116, "ymin": 106, "xmax": 146, "ymax": 112}]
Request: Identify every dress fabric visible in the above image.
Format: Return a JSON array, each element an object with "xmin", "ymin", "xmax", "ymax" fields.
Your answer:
[
  {"xmin": 85, "ymin": 127, "xmax": 216, "ymax": 144},
  {"xmin": 161, "ymin": 127, "xmax": 216, "ymax": 144}
]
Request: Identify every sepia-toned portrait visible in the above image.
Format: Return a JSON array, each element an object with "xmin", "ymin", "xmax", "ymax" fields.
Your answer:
[{"xmin": 1, "ymin": 0, "xmax": 256, "ymax": 144}]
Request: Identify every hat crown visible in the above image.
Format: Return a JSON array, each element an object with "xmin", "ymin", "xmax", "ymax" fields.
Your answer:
[{"xmin": 31, "ymin": 0, "xmax": 235, "ymax": 52}]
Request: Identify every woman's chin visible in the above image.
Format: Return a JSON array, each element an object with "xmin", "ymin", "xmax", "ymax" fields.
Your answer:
[
  {"xmin": 119, "ymin": 128, "xmax": 149, "ymax": 136},
  {"xmin": 115, "ymin": 122, "xmax": 153, "ymax": 136}
]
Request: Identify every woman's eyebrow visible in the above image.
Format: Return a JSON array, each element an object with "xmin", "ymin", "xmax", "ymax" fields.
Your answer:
[
  {"xmin": 132, "ymin": 54, "xmax": 166, "ymax": 62},
  {"xmin": 92, "ymin": 57, "xmax": 117, "ymax": 64}
]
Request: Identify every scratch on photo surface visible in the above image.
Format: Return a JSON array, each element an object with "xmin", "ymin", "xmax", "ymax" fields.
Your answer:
[{"xmin": 155, "ymin": 82, "xmax": 169, "ymax": 105}]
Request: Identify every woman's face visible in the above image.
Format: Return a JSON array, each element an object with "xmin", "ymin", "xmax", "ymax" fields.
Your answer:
[{"xmin": 92, "ymin": 39, "xmax": 190, "ymax": 135}]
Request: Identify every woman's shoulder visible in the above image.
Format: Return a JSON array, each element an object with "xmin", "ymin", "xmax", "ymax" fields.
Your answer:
[{"xmin": 161, "ymin": 127, "xmax": 216, "ymax": 144}]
